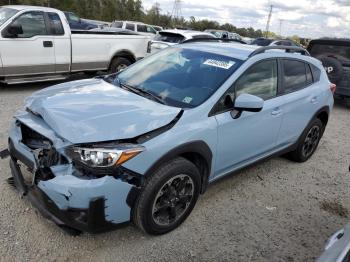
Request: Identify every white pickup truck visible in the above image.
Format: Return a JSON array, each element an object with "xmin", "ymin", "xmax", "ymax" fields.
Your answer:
[{"xmin": 0, "ymin": 5, "xmax": 150, "ymax": 84}]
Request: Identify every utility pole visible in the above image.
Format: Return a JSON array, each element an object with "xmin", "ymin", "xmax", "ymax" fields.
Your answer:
[
  {"xmin": 265, "ymin": 5, "xmax": 273, "ymax": 38},
  {"xmin": 171, "ymin": 0, "xmax": 182, "ymax": 27},
  {"xmin": 279, "ymin": 19, "xmax": 284, "ymax": 37}
]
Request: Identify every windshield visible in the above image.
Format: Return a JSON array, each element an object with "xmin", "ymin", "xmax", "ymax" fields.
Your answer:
[
  {"xmin": 67, "ymin": 13, "xmax": 80, "ymax": 22},
  {"xmin": 154, "ymin": 32, "xmax": 185, "ymax": 43},
  {"xmin": 115, "ymin": 47, "xmax": 242, "ymax": 108},
  {"xmin": 208, "ymin": 31, "xmax": 223, "ymax": 38},
  {"xmin": 251, "ymin": 38, "xmax": 273, "ymax": 46},
  {"xmin": 0, "ymin": 7, "xmax": 18, "ymax": 27}
]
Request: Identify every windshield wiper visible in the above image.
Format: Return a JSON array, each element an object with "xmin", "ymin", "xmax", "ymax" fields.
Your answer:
[{"xmin": 119, "ymin": 82, "xmax": 167, "ymax": 105}]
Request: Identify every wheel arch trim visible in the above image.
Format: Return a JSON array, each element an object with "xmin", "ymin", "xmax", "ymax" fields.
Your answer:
[
  {"xmin": 313, "ymin": 106, "xmax": 330, "ymax": 127},
  {"xmin": 143, "ymin": 140, "xmax": 213, "ymax": 194},
  {"xmin": 108, "ymin": 49, "xmax": 136, "ymax": 69}
]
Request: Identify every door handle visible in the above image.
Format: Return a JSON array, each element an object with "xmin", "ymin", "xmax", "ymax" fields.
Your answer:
[
  {"xmin": 311, "ymin": 96, "xmax": 318, "ymax": 104},
  {"xmin": 43, "ymin": 41, "xmax": 53, "ymax": 48},
  {"xmin": 271, "ymin": 108, "xmax": 282, "ymax": 116}
]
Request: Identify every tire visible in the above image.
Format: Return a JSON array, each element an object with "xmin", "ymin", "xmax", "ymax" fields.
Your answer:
[
  {"xmin": 288, "ymin": 118, "xmax": 324, "ymax": 163},
  {"xmin": 108, "ymin": 57, "xmax": 132, "ymax": 74},
  {"xmin": 84, "ymin": 71, "xmax": 98, "ymax": 76},
  {"xmin": 317, "ymin": 55, "xmax": 343, "ymax": 84},
  {"xmin": 132, "ymin": 157, "xmax": 201, "ymax": 235}
]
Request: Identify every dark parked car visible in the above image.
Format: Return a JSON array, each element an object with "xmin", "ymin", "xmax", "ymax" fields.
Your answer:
[
  {"xmin": 251, "ymin": 37, "xmax": 299, "ymax": 47},
  {"xmin": 63, "ymin": 11, "xmax": 97, "ymax": 30},
  {"xmin": 308, "ymin": 39, "xmax": 350, "ymax": 98}
]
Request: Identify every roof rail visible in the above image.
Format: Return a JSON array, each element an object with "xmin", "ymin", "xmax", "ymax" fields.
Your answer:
[
  {"xmin": 248, "ymin": 46, "xmax": 310, "ymax": 57},
  {"xmin": 182, "ymin": 38, "xmax": 246, "ymax": 44}
]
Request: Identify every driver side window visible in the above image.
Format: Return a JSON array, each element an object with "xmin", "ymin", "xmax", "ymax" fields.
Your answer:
[
  {"xmin": 234, "ymin": 59, "xmax": 278, "ymax": 101},
  {"xmin": 214, "ymin": 59, "xmax": 278, "ymax": 114},
  {"xmin": 12, "ymin": 11, "xmax": 47, "ymax": 38}
]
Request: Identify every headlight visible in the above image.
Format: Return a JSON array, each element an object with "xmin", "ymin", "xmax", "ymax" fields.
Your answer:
[{"xmin": 72, "ymin": 144, "xmax": 144, "ymax": 168}]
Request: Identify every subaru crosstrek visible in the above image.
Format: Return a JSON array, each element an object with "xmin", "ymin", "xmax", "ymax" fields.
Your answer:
[{"xmin": 1, "ymin": 42, "xmax": 334, "ymax": 235}]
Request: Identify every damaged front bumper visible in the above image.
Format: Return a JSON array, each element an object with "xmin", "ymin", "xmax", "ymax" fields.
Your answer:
[
  {"xmin": 9, "ymin": 158, "xmax": 132, "ymax": 233},
  {"xmin": 4, "ymin": 112, "xmax": 138, "ymax": 234}
]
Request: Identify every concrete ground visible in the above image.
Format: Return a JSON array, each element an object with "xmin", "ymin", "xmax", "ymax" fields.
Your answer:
[{"xmin": 0, "ymin": 79, "xmax": 349, "ymax": 262}]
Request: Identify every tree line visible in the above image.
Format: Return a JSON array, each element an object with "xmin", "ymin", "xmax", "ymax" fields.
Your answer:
[{"xmin": 1, "ymin": 0, "xmax": 266, "ymax": 38}]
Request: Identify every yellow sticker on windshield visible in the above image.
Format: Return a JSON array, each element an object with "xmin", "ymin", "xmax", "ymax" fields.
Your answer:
[{"xmin": 203, "ymin": 59, "xmax": 235, "ymax": 69}]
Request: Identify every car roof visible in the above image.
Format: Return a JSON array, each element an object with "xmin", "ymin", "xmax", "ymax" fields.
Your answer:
[
  {"xmin": 180, "ymin": 42, "xmax": 314, "ymax": 62},
  {"xmin": 160, "ymin": 29, "xmax": 214, "ymax": 38},
  {"xmin": 309, "ymin": 38, "xmax": 350, "ymax": 46},
  {"xmin": 180, "ymin": 42, "xmax": 260, "ymax": 60},
  {"xmin": 206, "ymin": 29, "xmax": 227, "ymax": 32},
  {"xmin": 272, "ymin": 39, "xmax": 293, "ymax": 42},
  {"xmin": 206, "ymin": 29, "xmax": 241, "ymax": 35},
  {"xmin": 114, "ymin": 20, "xmax": 147, "ymax": 25},
  {"xmin": 4, "ymin": 5, "xmax": 59, "ymax": 12}
]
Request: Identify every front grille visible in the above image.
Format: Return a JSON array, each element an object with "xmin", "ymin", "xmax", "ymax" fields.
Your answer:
[
  {"xmin": 20, "ymin": 124, "xmax": 67, "ymax": 168},
  {"xmin": 21, "ymin": 124, "xmax": 52, "ymax": 150}
]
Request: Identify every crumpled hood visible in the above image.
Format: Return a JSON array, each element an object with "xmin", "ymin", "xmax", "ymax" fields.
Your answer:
[{"xmin": 23, "ymin": 78, "xmax": 181, "ymax": 143}]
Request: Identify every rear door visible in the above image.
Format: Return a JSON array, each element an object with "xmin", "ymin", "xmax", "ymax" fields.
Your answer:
[
  {"xmin": 0, "ymin": 11, "xmax": 55, "ymax": 76},
  {"xmin": 277, "ymin": 59, "xmax": 319, "ymax": 146}
]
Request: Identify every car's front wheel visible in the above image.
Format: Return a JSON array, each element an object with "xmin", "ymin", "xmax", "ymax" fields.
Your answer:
[
  {"xmin": 132, "ymin": 157, "xmax": 201, "ymax": 235},
  {"xmin": 288, "ymin": 118, "xmax": 324, "ymax": 162}
]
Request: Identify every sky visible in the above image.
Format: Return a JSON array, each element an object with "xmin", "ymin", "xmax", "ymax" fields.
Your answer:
[{"xmin": 142, "ymin": 0, "xmax": 350, "ymax": 38}]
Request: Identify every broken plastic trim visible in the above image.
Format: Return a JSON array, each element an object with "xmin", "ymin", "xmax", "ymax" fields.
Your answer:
[
  {"xmin": 71, "ymin": 160, "xmax": 144, "ymax": 187},
  {"xmin": 9, "ymin": 157, "xmax": 129, "ymax": 234},
  {"xmin": 0, "ymin": 149, "xmax": 10, "ymax": 159}
]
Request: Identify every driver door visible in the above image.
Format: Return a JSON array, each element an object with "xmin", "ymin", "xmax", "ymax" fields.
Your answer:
[
  {"xmin": 1, "ymin": 11, "xmax": 55, "ymax": 76},
  {"xmin": 213, "ymin": 59, "xmax": 285, "ymax": 177}
]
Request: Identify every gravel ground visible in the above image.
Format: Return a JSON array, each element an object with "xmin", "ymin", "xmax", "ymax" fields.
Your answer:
[{"xmin": 0, "ymin": 80, "xmax": 349, "ymax": 262}]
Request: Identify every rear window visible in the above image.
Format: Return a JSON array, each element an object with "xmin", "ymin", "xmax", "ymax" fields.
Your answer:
[
  {"xmin": 154, "ymin": 32, "xmax": 185, "ymax": 43},
  {"xmin": 309, "ymin": 43, "xmax": 350, "ymax": 60},
  {"xmin": 48, "ymin": 12, "xmax": 64, "ymax": 35},
  {"xmin": 125, "ymin": 23, "xmax": 134, "ymax": 31},
  {"xmin": 137, "ymin": 24, "xmax": 147, "ymax": 32},
  {"xmin": 311, "ymin": 64, "xmax": 321, "ymax": 82},
  {"xmin": 306, "ymin": 64, "xmax": 313, "ymax": 84},
  {"xmin": 251, "ymin": 39, "xmax": 273, "ymax": 46},
  {"xmin": 192, "ymin": 35, "xmax": 215, "ymax": 39},
  {"xmin": 282, "ymin": 59, "xmax": 310, "ymax": 93},
  {"xmin": 112, "ymin": 21, "xmax": 123, "ymax": 28}
]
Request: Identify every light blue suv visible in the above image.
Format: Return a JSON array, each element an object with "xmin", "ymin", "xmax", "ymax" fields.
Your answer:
[{"xmin": 1, "ymin": 41, "xmax": 334, "ymax": 235}]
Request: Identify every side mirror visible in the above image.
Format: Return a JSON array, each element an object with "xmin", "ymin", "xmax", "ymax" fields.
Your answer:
[
  {"xmin": 4, "ymin": 23, "xmax": 23, "ymax": 38},
  {"xmin": 232, "ymin": 93, "xmax": 264, "ymax": 118}
]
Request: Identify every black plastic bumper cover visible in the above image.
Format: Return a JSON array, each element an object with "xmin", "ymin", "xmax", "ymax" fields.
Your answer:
[
  {"xmin": 335, "ymin": 86, "xmax": 350, "ymax": 97},
  {"xmin": 9, "ymin": 158, "xmax": 128, "ymax": 234}
]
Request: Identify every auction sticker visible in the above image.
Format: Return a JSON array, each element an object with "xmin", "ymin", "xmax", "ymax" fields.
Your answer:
[
  {"xmin": 182, "ymin": 96, "xmax": 193, "ymax": 104},
  {"xmin": 204, "ymin": 59, "xmax": 235, "ymax": 69}
]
